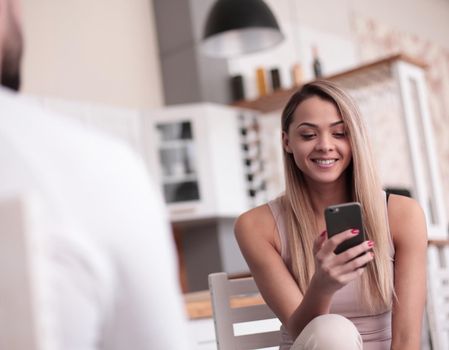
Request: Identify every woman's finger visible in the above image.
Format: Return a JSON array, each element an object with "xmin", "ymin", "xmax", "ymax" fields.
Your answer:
[
  {"xmin": 313, "ymin": 230, "xmax": 327, "ymax": 255},
  {"xmin": 319, "ymin": 228, "xmax": 360, "ymax": 255},
  {"xmin": 334, "ymin": 249, "xmax": 374, "ymax": 275},
  {"xmin": 332, "ymin": 240, "xmax": 375, "ymax": 266},
  {"xmin": 336, "ymin": 264, "xmax": 368, "ymax": 285}
]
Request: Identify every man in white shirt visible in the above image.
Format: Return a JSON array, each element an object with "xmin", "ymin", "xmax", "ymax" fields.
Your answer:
[{"xmin": 0, "ymin": 0, "xmax": 193, "ymax": 348}]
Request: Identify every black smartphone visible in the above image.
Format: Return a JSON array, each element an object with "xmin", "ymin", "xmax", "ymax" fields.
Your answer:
[{"xmin": 324, "ymin": 202, "xmax": 366, "ymax": 255}]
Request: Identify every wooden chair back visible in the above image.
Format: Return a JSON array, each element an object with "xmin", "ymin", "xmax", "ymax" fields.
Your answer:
[{"xmin": 208, "ymin": 272, "xmax": 281, "ymax": 349}]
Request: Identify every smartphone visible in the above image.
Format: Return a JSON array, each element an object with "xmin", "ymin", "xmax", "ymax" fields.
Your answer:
[{"xmin": 324, "ymin": 202, "xmax": 366, "ymax": 255}]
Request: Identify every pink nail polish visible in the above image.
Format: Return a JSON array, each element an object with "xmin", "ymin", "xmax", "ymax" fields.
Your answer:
[
  {"xmin": 351, "ymin": 229, "xmax": 359, "ymax": 234},
  {"xmin": 367, "ymin": 240, "xmax": 375, "ymax": 247},
  {"xmin": 320, "ymin": 230, "xmax": 327, "ymax": 237}
]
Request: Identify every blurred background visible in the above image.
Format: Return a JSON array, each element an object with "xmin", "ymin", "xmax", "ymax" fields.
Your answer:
[{"xmin": 18, "ymin": 0, "xmax": 449, "ymax": 348}]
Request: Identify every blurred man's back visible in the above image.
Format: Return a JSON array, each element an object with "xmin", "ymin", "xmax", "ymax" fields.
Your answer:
[
  {"xmin": 0, "ymin": 87, "xmax": 193, "ymax": 349},
  {"xmin": 0, "ymin": 0, "xmax": 193, "ymax": 348}
]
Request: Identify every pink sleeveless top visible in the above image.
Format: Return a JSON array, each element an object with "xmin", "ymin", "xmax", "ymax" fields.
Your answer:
[{"xmin": 268, "ymin": 194, "xmax": 394, "ymax": 350}]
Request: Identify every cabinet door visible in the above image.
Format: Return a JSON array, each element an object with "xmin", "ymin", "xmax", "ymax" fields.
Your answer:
[
  {"xmin": 144, "ymin": 107, "xmax": 211, "ymax": 222},
  {"xmin": 155, "ymin": 120, "xmax": 201, "ymax": 204}
]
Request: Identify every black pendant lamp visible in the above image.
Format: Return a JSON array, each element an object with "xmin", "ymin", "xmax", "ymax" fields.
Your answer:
[{"xmin": 202, "ymin": 0, "xmax": 284, "ymax": 57}]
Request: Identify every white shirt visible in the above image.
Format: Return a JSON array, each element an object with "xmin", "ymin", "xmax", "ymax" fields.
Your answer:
[{"xmin": 0, "ymin": 88, "xmax": 193, "ymax": 349}]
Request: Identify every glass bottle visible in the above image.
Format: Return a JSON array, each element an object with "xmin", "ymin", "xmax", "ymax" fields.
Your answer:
[{"xmin": 312, "ymin": 46, "xmax": 323, "ymax": 79}]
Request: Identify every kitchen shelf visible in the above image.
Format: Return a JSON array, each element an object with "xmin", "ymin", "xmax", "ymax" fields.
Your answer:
[{"xmin": 232, "ymin": 54, "xmax": 427, "ymax": 114}]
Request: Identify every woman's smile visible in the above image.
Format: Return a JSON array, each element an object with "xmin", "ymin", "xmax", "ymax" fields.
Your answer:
[{"xmin": 311, "ymin": 158, "xmax": 338, "ymax": 168}]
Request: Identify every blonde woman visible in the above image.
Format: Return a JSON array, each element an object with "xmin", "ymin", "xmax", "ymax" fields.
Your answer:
[{"xmin": 235, "ymin": 81, "xmax": 427, "ymax": 350}]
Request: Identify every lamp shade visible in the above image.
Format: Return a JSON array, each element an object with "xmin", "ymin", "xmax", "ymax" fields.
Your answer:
[{"xmin": 202, "ymin": 0, "xmax": 284, "ymax": 57}]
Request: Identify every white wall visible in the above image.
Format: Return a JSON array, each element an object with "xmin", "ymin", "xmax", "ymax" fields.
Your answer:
[
  {"xmin": 21, "ymin": 0, "xmax": 164, "ymax": 109},
  {"xmin": 19, "ymin": 0, "xmax": 449, "ymax": 109},
  {"xmin": 349, "ymin": 0, "xmax": 449, "ymax": 50},
  {"xmin": 266, "ymin": 0, "xmax": 449, "ymax": 50}
]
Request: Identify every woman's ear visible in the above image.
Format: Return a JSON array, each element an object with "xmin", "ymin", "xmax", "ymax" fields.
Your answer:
[{"xmin": 282, "ymin": 131, "xmax": 293, "ymax": 153}]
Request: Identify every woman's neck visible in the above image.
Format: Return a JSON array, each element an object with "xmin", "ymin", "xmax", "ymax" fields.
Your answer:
[{"xmin": 306, "ymin": 176, "xmax": 352, "ymax": 217}]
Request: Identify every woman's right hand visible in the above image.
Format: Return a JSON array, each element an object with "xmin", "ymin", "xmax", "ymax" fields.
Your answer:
[{"xmin": 310, "ymin": 229, "xmax": 374, "ymax": 296}]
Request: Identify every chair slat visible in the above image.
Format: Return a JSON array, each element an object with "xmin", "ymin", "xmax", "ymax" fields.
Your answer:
[
  {"xmin": 209, "ymin": 273, "xmax": 237, "ymax": 349},
  {"xmin": 235, "ymin": 331, "xmax": 281, "ymax": 350},
  {"xmin": 231, "ymin": 304, "xmax": 277, "ymax": 323},
  {"xmin": 228, "ymin": 277, "xmax": 259, "ymax": 296}
]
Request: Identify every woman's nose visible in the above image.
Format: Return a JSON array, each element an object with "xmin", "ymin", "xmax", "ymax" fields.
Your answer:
[{"xmin": 315, "ymin": 136, "xmax": 334, "ymax": 152}]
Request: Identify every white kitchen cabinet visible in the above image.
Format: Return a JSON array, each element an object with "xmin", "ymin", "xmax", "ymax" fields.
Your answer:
[{"xmin": 143, "ymin": 103, "xmax": 266, "ymax": 223}]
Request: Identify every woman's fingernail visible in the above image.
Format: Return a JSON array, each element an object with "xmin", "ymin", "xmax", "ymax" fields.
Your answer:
[
  {"xmin": 367, "ymin": 240, "xmax": 375, "ymax": 247},
  {"xmin": 351, "ymin": 229, "xmax": 359, "ymax": 234},
  {"xmin": 320, "ymin": 230, "xmax": 327, "ymax": 237}
]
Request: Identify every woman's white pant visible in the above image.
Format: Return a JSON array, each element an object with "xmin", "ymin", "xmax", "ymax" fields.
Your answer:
[{"xmin": 290, "ymin": 314, "xmax": 363, "ymax": 350}]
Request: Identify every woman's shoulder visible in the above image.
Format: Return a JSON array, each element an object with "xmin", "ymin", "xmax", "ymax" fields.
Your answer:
[
  {"xmin": 234, "ymin": 201, "xmax": 279, "ymax": 243},
  {"xmin": 235, "ymin": 203, "xmax": 273, "ymax": 230},
  {"xmin": 387, "ymin": 193, "xmax": 423, "ymax": 219},
  {"xmin": 386, "ymin": 194, "xmax": 426, "ymax": 244}
]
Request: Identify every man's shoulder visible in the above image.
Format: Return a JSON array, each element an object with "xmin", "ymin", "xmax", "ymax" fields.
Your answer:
[
  {"xmin": 0, "ymin": 89, "xmax": 82, "ymax": 135},
  {"xmin": 0, "ymin": 89, "xmax": 136, "ymax": 160}
]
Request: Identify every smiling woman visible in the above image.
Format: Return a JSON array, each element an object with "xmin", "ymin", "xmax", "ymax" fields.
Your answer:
[
  {"xmin": 234, "ymin": 80, "xmax": 428, "ymax": 350},
  {"xmin": 282, "ymin": 96, "xmax": 352, "ymax": 187}
]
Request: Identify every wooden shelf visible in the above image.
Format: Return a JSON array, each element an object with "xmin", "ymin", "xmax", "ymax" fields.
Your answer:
[
  {"xmin": 232, "ymin": 54, "xmax": 427, "ymax": 114},
  {"xmin": 184, "ymin": 290, "xmax": 265, "ymax": 320}
]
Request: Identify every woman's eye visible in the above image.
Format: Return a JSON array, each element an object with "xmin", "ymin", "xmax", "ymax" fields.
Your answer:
[
  {"xmin": 333, "ymin": 132, "xmax": 346, "ymax": 138},
  {"xmin": 301, "ymin": 134, "xmax": 315, "ymax": 140}
]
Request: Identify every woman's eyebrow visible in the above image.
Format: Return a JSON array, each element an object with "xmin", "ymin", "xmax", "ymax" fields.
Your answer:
[
  {"xmin": 296, "ymin": 120, "xmax": 344, "ymax": 129},
  {"xmin": 330, "ymin": 121, "xmax": 344, "ymax": 127},
  {"xmin": 297, "ymin": 122, "xmax": 317, "ymax": 129}
]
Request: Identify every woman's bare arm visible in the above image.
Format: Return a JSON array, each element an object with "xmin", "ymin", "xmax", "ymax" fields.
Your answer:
[{"xmin": 388, "ymin": 195, "xmax": 427, "ymax": 350}]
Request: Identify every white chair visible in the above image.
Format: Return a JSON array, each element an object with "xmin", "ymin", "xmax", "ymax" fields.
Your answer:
[
  {"xmin": 427, "ymin": 240, "xmax": 449, "ymax": 349},
  {"xmin": 0, "ymin": 195, "xmax": 50, "ymax": 350},
  {"xmin": 208, "ymin": 272, "xmax": 282, "ymax": 349}
]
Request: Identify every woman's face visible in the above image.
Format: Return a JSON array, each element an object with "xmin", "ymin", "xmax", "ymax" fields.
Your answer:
[{"xmin": 283, "ymin": 96, "xmax": 352, "ymax": 187}]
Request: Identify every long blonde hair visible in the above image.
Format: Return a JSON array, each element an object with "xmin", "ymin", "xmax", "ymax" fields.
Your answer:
[{"xmin": 281, "ymin": 80, "xmax": 393, "ymax": 313}]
